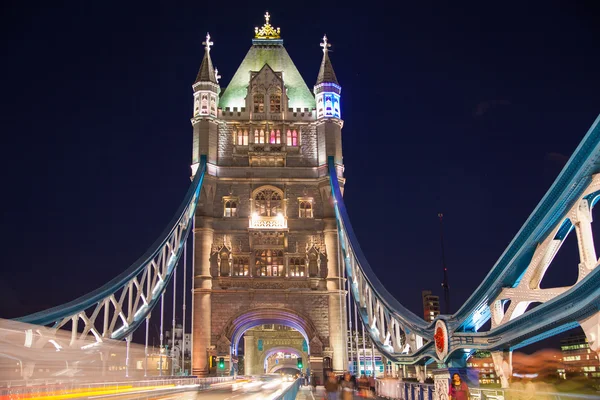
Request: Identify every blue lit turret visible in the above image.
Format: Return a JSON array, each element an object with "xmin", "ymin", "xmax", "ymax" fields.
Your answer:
[{"xmin": 314, "ymin": 35, "xmax": 343, "ymax": 167}]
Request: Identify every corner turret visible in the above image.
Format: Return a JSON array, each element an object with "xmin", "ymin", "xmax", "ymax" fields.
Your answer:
[
  {"xmin": 191, "ymin": 33, "xmax": 220, "ymax": 171},
  {"xmin": 192, "ymin": 33, "xmax": 220, "ymax": 118},
  {"xmin": 314, "ymin": 35, "xmax": 343, "ymax": 168},
  {"xmin": 314, "ymin": 35, "xmax": 341, "ymax": 119}
]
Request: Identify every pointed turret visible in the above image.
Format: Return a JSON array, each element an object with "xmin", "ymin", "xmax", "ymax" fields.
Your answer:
[
  {"xmin": 314, "ymin": 35, "xmax": 341, "ymax": 119},
  {"xmin": 191, "ymin": 33, "xmax": 220, "ymax": 172},
  {"xmin": 315, "ymin": 35, "xmax": 339, "ymax": 86},
  {"xmin": 194, "ymin": 33, "xmax": 218, "ymax": 84},
  {"xmin": 192, "ymin": 33, "xmax": 220, "ymax": 119},
  {"xmin": 314, "ymin": 35, "xmax": 343, "ymax": 168}
]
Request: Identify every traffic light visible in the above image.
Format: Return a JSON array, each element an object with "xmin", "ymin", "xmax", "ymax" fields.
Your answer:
[
  {"xmin": 297, "ymin": 357, "xmax": 303, "ymax": 369},
  {"xmin": 209, "ymin": 356, "xmax": 216, "ymax": 368},
  {"xmin": 218, "ymin": 357, "xmax": 225, "ymax": 369}
]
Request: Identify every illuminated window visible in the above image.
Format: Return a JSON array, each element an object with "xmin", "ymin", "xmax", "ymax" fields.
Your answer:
[
  {"xmin": 224, "ymin": 200, "xmax": 237, "ymax": 217},
  {"xmin": 270, "ymin": 129, "xmax": 281, "ymax": 144},
  {"xmin": 253, "ymin": 93, "xmax": 264, "ymax": 113},
  {"xmin": 255, "ymin": 249, "xmax": 284, "ymax": 277},
  {"xmin": 232, "ymin": 257, "xmax": 249, "ymax": 276},
  {"xmin": 254, "ymin": 188, "xmax": 282, "ymax": 216},
  {"xmin": 299, "ymin": 200, "xmax": 313, "ymax": 218},
  {"xmin": 237, "ymin": 129, "xmax": 248, "ymax": 146},
  {"xmin": 286, "ymin": 129, "xmax": 298, "ymax": 146},
  {"xmin": 289, "ymin": 257, "xmax": 306, "ymax": 277},
  {"xmin": 270, "ymin": 94, "xmax": 281, "ymax": 113},
  {"xmin": 253, "ymin": 129, "xmax": 265, "ymax": 144}
]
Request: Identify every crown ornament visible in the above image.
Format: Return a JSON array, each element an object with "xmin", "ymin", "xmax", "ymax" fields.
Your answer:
[{"xmin": 254, "ymin": 11, "xmax": 281, "ymax": 39}]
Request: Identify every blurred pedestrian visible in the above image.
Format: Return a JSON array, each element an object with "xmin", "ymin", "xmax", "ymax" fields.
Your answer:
[{"xmin": 448, "ymin": 373, "xmax": 469, "ymax": 400}]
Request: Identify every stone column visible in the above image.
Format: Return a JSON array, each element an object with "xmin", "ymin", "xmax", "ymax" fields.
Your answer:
[
  {"xmin": 433, "ymin": 368, "xmax": 451, "ymax": 400},
  {"xmin": 192, "ymin": 218, "xmax": 214, "ymax": 376},
  {"xmin": 243, "ymin": 335, "xmax": 255, "ymax": 376},
  {"xmin": 324, "ymin": 218, "xmax": 348, "ymax": 373}
]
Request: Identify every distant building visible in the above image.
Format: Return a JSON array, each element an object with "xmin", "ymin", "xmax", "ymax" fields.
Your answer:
[
  {"xmin": 422, "ymin": 290, "xmax": 440, "ymax": 322},
  {"xmin": 166, "ymin": 324, "xmax": 192, "ymax": 374},
  {"xmin": 560, "ymin": 334, "xmax": 600, "ymax": 382},
  {"xmin": 466, "ymin": 351, "xmax": 499, "ymax": 385}
]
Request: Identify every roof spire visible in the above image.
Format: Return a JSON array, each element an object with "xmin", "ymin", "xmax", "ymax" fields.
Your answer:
[
  {"xmin": 316, "ymin": 34, "xmax": 339, "ymax": 85},
  {"xmin": 194, "ymin": 32, "xmax": 218, "ymax": 84}
]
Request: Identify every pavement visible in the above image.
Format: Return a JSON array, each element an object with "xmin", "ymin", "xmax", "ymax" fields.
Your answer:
[{"xmin": 295, "ymin": 385, "xmax": 382, "ymax": 399}]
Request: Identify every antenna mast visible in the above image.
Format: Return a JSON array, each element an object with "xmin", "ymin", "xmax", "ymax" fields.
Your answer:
[{"xmin": 438, "ymin": 213, "xmax": 450, "ymax": 314}]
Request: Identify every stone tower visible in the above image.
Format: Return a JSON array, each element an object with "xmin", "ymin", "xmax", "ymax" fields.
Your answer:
[{"xmin": 191, "ymin": 13, "xmax": 347, "ymax": 381}]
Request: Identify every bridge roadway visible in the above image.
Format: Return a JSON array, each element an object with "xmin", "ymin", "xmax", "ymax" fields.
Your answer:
[{"xmin": 86, "ymin": 386, "xmax": 287, "ymax": 400}]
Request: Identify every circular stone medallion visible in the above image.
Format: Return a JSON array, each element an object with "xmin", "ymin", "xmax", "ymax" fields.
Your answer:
[{"xmin": 434, "ymin": 319, "xmax": 449, "ymax": 361}]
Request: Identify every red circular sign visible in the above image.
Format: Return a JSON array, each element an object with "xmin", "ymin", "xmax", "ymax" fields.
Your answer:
[{"xmin": 434, "ymin": 326, "xmax": 445, "ymax": 353}]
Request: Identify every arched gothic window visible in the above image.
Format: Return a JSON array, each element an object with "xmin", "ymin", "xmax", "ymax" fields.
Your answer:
[
  {"xmin": 224, "ymin": 200, "xmax": 237, "ymax": 217},
  {"xmin": 269, "ymin": 129, "xmax": 281, "ymax": 144},
  {"xmin": 254, "ymin": 129, "xmax": 265, "ymax": 144},
  {"xmin": 232, "ymin": 256, "xmax": 249, "ymax": 276},
  {"xmin": 270, "ymin": 94, "xmax": 281, "ymax": 113},
  {"xmin": 286, "ymin": 129, "xmax": 298, "ymax": 146},
  {"xmin": 237, "ymin": 129, "xmax": 248, "ymax": 146},
  {"xmin": 255, "ymin": 249, "xmax": 284, "ymax": 277},
  {"xmin": 299, "ymin": 201, "xmax": 313, "ymax": 218},
  {"xmin": 253, "ymin": 93, "xmax": 265, "ymax": 113},
  {"xmin": 289, "ymin": 257, "xmax": 306, "ymax": 277},
  {"xmin": 254, "ymin": 187, "xmax": 282, "ymax": 216}
]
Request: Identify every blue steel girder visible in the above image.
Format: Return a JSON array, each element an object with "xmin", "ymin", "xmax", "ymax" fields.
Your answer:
[{"xmin": 15, "ymin": 156, "xmax": 207, "ymax": 343}]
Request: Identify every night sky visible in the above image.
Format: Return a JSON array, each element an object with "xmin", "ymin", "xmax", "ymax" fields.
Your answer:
[{"xmin": 1, "ymin": 1, "xmax": 600, "ymax": 348}]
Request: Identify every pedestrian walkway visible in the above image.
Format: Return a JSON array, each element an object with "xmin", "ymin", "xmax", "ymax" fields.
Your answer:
[{"xmin": 295, "ymin": 385, "xmax": 383, "ymax": 399}]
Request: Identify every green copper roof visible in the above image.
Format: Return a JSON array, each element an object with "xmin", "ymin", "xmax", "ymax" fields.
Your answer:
[{"xmin": 219, "ymin": 41, "xmax": 316, "ymax": 110}]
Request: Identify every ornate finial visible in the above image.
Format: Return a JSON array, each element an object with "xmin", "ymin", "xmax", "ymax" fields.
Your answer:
[
  {"xmin": 320, "ymin": 35, "xmax": 331, "ymax": 53},
  {"xmin": 254, "ymin": 11, "xmax": 281, "ymax": 39},
  {"xmin": 202, "ymin": 32, "xmax": 213, "ymax": 52},
  {"xmin": 215, "ymin": 67, "xmax": 221, "ymax": 83}
]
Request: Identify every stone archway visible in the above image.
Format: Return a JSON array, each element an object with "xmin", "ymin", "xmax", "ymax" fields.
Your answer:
[
  {"xmin": 217, "ymin": 308, "xmax": 325, "ymax": 380},
  {"xmin": 261, "ymin": 346, "xmax": 307, "ymax": 375}
]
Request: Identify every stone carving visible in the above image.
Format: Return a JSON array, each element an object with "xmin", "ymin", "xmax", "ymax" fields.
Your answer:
[
  {"xmin": 309, "ymin": 336, "xmax": 324, "ymax": 355},
  {"xmin": 227, "ymin": 278, "xmax": 312, "ymax": 290},
  {"xmin": 216, "ymin": 335, "xmax": 231, "ymax": 355}
]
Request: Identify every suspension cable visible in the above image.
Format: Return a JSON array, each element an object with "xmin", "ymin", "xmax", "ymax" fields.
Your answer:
[
  {"xmin": 182, "ymin": 240, "xmax": 187, "ymax": 375},
  {"xmin": 159, "ymin": 292, "xmax": 165, "ymax": 376},
  {"xmin": 171, "ymin": 263, "xmax": 177, "ymax": 376}
]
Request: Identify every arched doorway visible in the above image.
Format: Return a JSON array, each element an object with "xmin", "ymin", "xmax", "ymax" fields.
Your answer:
[
  {"xmin": 261, "ymin": 346, "xmax": 306, "ymax": 374},
  {"xmin": 217, "ymin": 308, "xmax": 325, "ymax": 380}
]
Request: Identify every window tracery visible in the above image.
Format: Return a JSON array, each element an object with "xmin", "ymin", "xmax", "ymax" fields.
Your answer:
[
  {"xmin": 232, "ymin": 256, "xmax": 249, "ymax": 276},
  {"xmin": 289, "ymin": 257, "xmax": 306, "ymax": 277},
  {"xmin": 286, "ymin": 129, "xmax": 298, "ymax": 146},
  {"xmin": 253, "ymin": 93, "xmax": 265, "ymax": 113},
  {"xmin": 299, "ymin": 200, "xmax": 313, "ymax": 218},
  {"xmin": 270, "ymin": 94, "xmax": 281, "ymax": 113},
  {"xmin": 269, "ymin": 129, "xmax": 281, "ymax": 144},
  {"xmin": 254, "ymin": 129, "xmax": 265, "ymax": 144},
  {"xmin": 223, "ymin": 196, "xmax": 239, "ymax": 218},
  {"xmin": 236, "ymin": 129, "xmax": 249, "ymax": 146},
  {"xmin": 255, "ymin": 249, "xmax": 284, "ymax": 277},
  {"xmin": 254, "ymin": 187, "xmax": 283, "ymax": 216}
]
